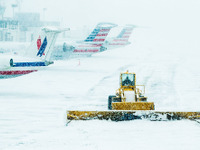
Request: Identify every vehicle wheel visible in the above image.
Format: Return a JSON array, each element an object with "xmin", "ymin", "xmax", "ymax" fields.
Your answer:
[{"xmin": 108, "ymin": 95, "xmax": 116, "ymax": 110}]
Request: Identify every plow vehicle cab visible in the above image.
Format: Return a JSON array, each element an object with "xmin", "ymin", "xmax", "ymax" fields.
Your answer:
[{"xmin": 108, "ymin": 71, "xmax": 155, "ymax": 110}]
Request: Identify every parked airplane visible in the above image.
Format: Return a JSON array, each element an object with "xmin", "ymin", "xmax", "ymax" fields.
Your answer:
[
  {"xmin": 0, "ymin": 24, "xmax": 135, "ymax": 61},
  {"xmin": 0, "ymin": 27, "xmax": 68, "ymax": 79},
  {"xmin": 52, "ymin": 24, "xmax": 135, "ymax": 60},
  {"xmin": 51, "ymin": 22, "xmax": 117, "ymax": 59},
  {"xmin": 103, "ymin": 25, "xmax": 135, "ymax": 49}
]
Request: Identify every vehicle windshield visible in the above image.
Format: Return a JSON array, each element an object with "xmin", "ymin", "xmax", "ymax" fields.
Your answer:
[{"xmin": 122, "ymin": 74, "xmax": 135, "ymax": 86}]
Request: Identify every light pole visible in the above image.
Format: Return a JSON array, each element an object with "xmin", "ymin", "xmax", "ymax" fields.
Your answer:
[
  {"xmin": 43, "ymin": 8, "xmax": 47, "ymax": 21},
  {"xmin": 11, "ymin": 4, "xmax": 17, "ymax": 18},
  {"xmin": 0, "ymin": 5, "xmax": 5, "ymax": 19}
]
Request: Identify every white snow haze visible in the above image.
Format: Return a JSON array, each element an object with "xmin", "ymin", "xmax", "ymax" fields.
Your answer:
[{"xmin": 1, "ymin": 0, "xmax": 200, "ymax": 150}]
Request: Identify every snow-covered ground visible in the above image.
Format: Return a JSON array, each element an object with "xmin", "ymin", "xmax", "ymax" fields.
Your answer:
[{"xmin": 0, "ymin": 26, "xmax": 200, "ymax": 149}]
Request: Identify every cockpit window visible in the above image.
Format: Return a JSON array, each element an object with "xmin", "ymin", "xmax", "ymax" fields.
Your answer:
[{"xmin": 122, "ymin": 74, "xmax": 135, "ymax": 86}]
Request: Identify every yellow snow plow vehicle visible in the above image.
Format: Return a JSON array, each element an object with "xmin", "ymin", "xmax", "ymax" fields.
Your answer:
[
  {"xmin": 108, "ymin": 71, "xmax": 154, "ymax": 110},
  {"xmin": 67, "ymin": 71, "xmax": 200, "ymax": 121}
]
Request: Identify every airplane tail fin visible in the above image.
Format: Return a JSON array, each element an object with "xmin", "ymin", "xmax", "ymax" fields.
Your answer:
[
  {"xmin": 24, "ymin": 27, "xmax": 69, "ymax": 61},
  {"xmin": 108, "ymin": 25, "xmax": 135, "ymax": 46},
  {"xmin": 116, "ymin": 25, "xmax": 135, "ymax": 41},
  {"xmin": 84, "ymin": 22, "xmax": 117, "ymax": 45}
]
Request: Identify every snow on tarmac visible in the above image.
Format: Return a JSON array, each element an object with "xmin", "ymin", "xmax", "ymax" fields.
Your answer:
[{"xmin": 0, "ymin": 28, "xmax": 200, "ymax": 149}]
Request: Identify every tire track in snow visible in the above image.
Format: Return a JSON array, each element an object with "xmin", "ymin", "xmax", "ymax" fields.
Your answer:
[
  {"xmin": 145, "ymin": 63, "xmax": 180, "ymax": 110},
  {"xmin": 84, "ymin": 60, "xmax": 181, "ymax": 111}
]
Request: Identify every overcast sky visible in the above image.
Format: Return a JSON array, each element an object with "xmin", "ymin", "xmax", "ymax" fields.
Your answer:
[
  {"xmin": 2, "ymin": 0, "xmax": 200, "ymax": 50},
  {"xmin": 3, "ymin": 0, "xmax": 200, "ymax": 28}
]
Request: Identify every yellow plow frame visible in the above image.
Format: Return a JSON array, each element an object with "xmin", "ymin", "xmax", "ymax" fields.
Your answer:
[
  {"xmin": 67, "ymin": 110, "xmax": 200, "ymax": 121},
  {"xmin": 112, "ymin": 102, "xmax": 155, "ymax": 110}
]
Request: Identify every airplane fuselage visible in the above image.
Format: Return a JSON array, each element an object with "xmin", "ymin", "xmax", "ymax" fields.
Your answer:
[{"xmin": 0, "ymin": 54, "xmax": 46, "ymax": 79}]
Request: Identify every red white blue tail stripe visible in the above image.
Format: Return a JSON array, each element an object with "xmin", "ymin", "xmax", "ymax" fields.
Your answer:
[
  {"xmin": 84, "ymin": 23, "xmax": 114, "ymax": 44},
  {"xmin": 37, "ymin": 37, "xmax": 47, "ymax": 57},
  {"xmin": 73, "ymin": 22, "xmax": 117, "ymax": 55},
  {"xmin": 10, "ymin": 36, "xmax": 49, "ymax": 68},
  {"xmin": 109, "ymin": 25, "xmax": 135, "ymax": 46}
]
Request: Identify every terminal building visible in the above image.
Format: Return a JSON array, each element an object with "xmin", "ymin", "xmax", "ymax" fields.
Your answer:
[
  {"xmin": 0, "ymin": 4, "xmax": 19, "ymax": 41},
  {"xmin": 0, "ymin": 4, "xmax": 60, "ymax": 42},
  {"xmin": 0, "ymin": 18, "xmax": 19, "ymax": 41}
]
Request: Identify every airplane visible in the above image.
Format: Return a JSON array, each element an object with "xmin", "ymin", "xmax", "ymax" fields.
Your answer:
[
  {"xmin": 1, "ymin": 24, "xmax": 134, "ymax": 61},
  {"xmin": 51, "ymin": 22, "xmax": 117, "ymax": 59},
  {"xmin": 52, "ymin": 24, "xmax": 136, "ymax": 60},
  {"xmin": 102, "ymin": 25, "xmax": 135, "ymax": 49},
  {"xmin": 0, "ymin": 27, "xmax": 68, "ymax": 79}
]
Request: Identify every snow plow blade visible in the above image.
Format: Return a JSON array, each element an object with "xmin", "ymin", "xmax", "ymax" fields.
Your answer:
[
  {"xmin": 112, "ymin": 102, "xmax": 155, "ymax": 110},
  {"xmin": 67, "ymin": 111, "xmax": 200, "ymax": 121}
]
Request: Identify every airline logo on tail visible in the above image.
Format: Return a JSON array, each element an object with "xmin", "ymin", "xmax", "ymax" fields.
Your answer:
[
  {"xmin": 116, "ymin": 27, "xmax": 133, "ymax": 39},
  {"xmin": 37, "ymin": 36, "xmax": 47, "ymax": 57},
  {"xmin": 84, "ymin": 28, "xmax": 110, "ymax": 43},
  {"xmin": 37, "ymin": 36, "xmax": 41, "ymax": 50},
  {"xmin": 84, "ymin": 22, "xmax": 117, "ymax": 44},
  {"xmin": 108, "ymin": 25, "xmax": 135, "ymax": 46},
  {"xmin": 73, "ymin": 23, "xmax": 117, "ymax": 54}
]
